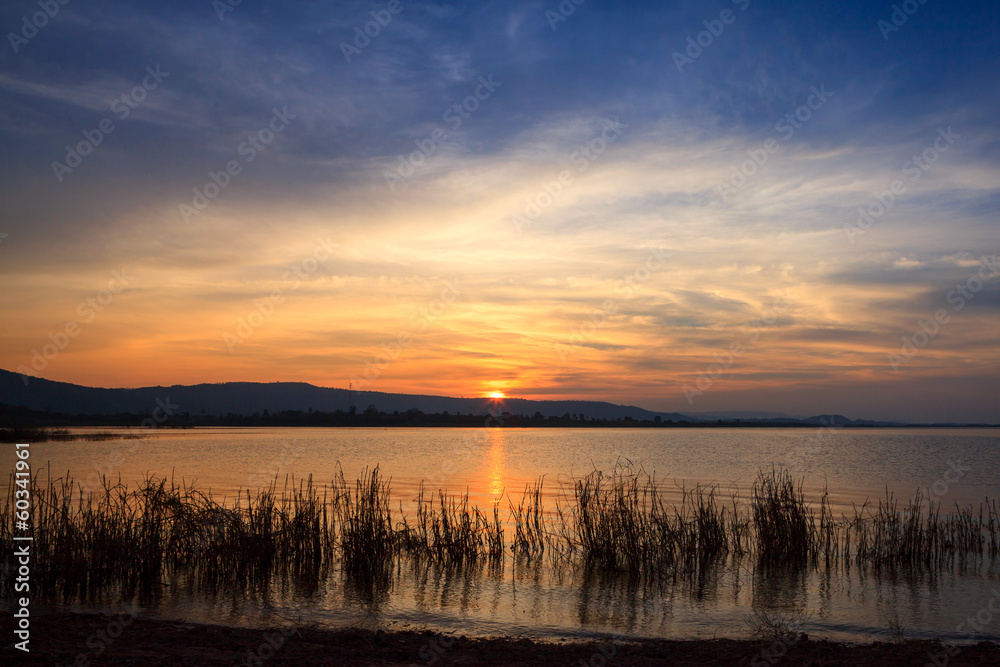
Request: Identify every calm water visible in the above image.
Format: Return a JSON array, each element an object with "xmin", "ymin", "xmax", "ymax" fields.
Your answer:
[{"xmin": 7, "ymin": 427, "xmax": 1000, "ymax": 643}]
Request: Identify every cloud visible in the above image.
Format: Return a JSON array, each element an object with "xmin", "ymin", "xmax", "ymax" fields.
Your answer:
[{"xmin": 1, "ymin": 0, "xmax": 998, "ymax": 420}]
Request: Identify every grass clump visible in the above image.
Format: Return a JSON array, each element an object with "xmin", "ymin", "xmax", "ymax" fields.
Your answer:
[
  {"xmin": 751, "ymin": 468, "xmax": 812, "ymax": 566},
  {"xmin": 2, "ymin": 465, "xmax": 998, "ymax": 603},
  {"xmin": 397, "ymin": 483, "xmax": 504, "ymax": 564}
]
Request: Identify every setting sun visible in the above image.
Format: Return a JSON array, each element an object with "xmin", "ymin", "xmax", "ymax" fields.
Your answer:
[{"xmin": 3, "ymin": 1, "xmax": 999, "ymax": 658}]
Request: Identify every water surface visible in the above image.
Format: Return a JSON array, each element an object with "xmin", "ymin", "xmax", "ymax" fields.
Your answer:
[{"xmin": 7, "ymin": 427, "xmax": 1000, "ymax": 643}]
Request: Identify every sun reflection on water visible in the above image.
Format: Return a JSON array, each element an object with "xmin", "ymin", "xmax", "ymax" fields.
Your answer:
[{"xmin": 486, "ymin": 428, "xmax": 507, "ymax": 501}]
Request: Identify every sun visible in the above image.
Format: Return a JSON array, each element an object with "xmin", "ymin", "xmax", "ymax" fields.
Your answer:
[{"xmin": 489, "ymin": 392, "xmax": 505, "ymax": 399}]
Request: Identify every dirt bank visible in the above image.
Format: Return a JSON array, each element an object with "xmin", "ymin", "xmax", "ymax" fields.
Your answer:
[{"xmin": 4, "ymin": 613, "xmax": 999, "ymax": 666}]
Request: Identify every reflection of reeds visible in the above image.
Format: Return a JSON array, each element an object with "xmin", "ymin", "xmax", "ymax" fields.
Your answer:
[{"xmin": 2, "ymin": 467, "xmax": 998, "ymax": 602}]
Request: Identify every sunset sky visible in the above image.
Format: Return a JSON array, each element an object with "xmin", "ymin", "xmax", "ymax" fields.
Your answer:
[{"xmin": 1, "ymin": 0, "xmax": 998, "ymax": 422}]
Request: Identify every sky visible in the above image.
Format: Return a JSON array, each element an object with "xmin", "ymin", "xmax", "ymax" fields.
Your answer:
[{"xmin": 1, "ymin": 0, "xmax": 998, "ymax": 423}]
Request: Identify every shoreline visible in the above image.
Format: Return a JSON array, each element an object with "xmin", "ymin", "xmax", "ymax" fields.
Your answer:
[
  {"xmin": 4, "ymin": 422, "xmax": 1000, "ymax": 446},
  {"xmin": 5, "ymin": 613, "xmax": 1000, "ymax": 666}
]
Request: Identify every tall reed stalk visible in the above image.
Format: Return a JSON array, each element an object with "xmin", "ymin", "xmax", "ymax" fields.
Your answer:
[{"xmin": 3, "ymin": 466, "xmax": 997, "ymax": 602}]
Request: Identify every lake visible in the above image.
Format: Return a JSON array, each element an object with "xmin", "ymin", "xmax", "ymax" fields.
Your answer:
[{"xmin": 6, "ymin": 427, "xmax": 1000, "ymax": 643}]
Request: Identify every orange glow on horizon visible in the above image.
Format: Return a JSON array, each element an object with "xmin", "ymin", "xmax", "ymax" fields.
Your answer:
[{"xmin": 489, "ymin": 391, "xmax": 505, "ymax": 399}]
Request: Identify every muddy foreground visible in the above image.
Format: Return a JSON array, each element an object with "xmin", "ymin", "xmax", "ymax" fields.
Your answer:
[{"xmin": 4, "ymin": 613, "xmax": 1000, "ymax": 665}]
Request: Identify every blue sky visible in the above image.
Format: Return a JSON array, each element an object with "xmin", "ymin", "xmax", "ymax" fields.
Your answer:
[{"xmin": 1, "ymin": 0, "xmax": 998, "ymax": 422}]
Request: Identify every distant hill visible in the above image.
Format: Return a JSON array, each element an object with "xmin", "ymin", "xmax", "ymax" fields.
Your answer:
[
  {"xmin": 685, "ymin": 411, "xmax": 803, "ymax": 421},
  {"xmin": 0, "ymin": 369, "xmax": 691, "ymax": 421},
  {"xmin": 687, "ymin": 411, "xmax": 905, "ymax": 427},
  {"xmin": 1, "ymin": 369, "xmax": 928, "ymax": 426}
]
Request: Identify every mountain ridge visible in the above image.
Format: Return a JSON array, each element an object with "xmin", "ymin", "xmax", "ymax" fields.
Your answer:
[
  {"xmin": 1, "ymin": 369, "xmax": 692, "ymax": 421},
  {"xmin": 0, "ymin": 369, "xmax": 937, "ymax": 426}
]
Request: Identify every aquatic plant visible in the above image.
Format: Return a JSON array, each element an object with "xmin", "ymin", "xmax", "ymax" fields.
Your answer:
[{"xmin": 2, "ymin": 466, "xmax": 997, "ymax": 602}]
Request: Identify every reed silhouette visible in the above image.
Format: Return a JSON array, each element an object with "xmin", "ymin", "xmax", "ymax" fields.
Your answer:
[{"xmin": 3, "ymin": 466, "xmax": 997, "ymax": 602}]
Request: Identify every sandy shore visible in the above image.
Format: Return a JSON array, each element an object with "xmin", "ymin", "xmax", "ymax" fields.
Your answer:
[{"xmin": 4, "ymin": 613, "xmax": 1000, "ymax": 666}]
